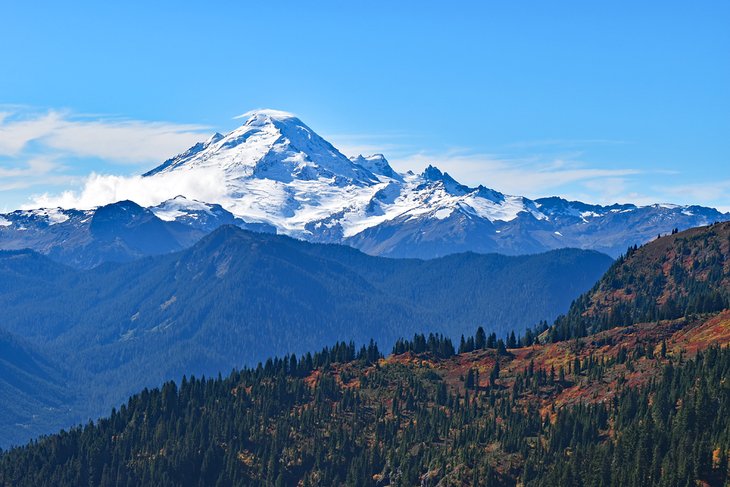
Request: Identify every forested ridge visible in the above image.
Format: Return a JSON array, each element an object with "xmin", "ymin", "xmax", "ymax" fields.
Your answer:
[
  {"xmin": 551, "ymin": 221, "xmax": 730, "ymax": 341},
  {"xmin": 1, "ymin": 311, "xmax": 728, "ymax": 486}
]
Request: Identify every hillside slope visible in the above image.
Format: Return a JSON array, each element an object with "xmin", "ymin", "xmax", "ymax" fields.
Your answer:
[
  {"xmin": 1, "ymin": 313, "xmax": 727, "ymax": 486},
  {"xmin": 552, "ymin": 221, "xmax": 730, "ymax": 340},
  {"xmin": 0, "ymin": 328, "xmax": 71, "ymax": 446}
]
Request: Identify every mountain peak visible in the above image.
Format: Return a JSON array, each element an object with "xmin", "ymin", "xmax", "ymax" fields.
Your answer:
[
  {"xmin": 204, "ymin": 132, "xmax": 224, "ymax": 145},
  {"xmin": 350, "ymin": 154, "xmax": 401, "ymax": 181},
  {"xmin": 421, "ymin": 164, "xmax": 445, "ymax": 181},
  {"xmin": 144, "ymin": 109, "xmax": 378, "ymax": 186},
  {"xmin": 238, "ymin": 108, "xmax": 299, "ymax": 124},
  {"xmin": 420, "ymin": 164, "xmax": 469, "ymax": 194},
  {"xmin": 232, "ymin": 109, "xmax": 310, "ymax": 134}
]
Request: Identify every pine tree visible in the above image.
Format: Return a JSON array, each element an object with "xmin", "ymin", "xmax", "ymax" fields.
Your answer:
[
  {"xmin": 490, "ymin": 361, "xmax": 500, "ymax": 386},
  {"xmin": 507, "ymin": 331, "xmax": 517, "ymax": 349},
  {"xmin": 475, "ymin": 327, "xmax": 487, "ymax": 350}
]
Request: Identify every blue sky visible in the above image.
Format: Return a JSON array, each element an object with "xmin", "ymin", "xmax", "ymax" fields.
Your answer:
[{"xmin": 1, "ymin": 1, "xmax": 728, "ymax": 211}]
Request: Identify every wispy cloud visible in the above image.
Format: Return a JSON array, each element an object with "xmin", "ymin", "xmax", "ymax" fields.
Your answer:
[
  {"xmin": 504, "ymin": 138, "xmax": 631, "ymax": 150},
  {"xmin": 0, "ymin": 156, "xmax": 61, "ymax": 178},
  {"xmin": 0, "ymin": 108, "xmax": 211, "ymax": 164},
  {"xmin": 0, "ymin": 107, "xmax": 215, "ymax": 209},
  {"xmin": 0, "ymin": 156, "xmax": 78, "ymax": 192},
  {"xmin": 658, "ymin": 180, "xmax": 730, "ymax": 209}
]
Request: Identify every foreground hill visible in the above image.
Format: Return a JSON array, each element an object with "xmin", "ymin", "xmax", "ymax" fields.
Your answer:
[
  {"xmin": 0, "ymin": 227, "xmax": 610, "ymax": 447},
  {"xmin": 2, "ymin": 110, "xmax": 727, "ymax": 264},
  {"xmin": 1, "ymin": 313, "xmax": 727, "ymax": 486},
  {"xmin": 552, "ymin": 221, "xmax": 730, "ymax": 341}
]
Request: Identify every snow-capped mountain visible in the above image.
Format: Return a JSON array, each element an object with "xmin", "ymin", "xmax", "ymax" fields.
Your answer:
[
  {"xmin": 137, "ymin": 109, "xmax": 728, "ymax": 257},
  {"xmin": 1, "ymin": 109, "xmax": 728, "ymax": 265},
  {"xmin": 140, "ymin": 110, "xmax": 556, "ymax": 245},
  {"xmin": 145, "ymin": 110, "xmax": 378, "ymax": 185}
]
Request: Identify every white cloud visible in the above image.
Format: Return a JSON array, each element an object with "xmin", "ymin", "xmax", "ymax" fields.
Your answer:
[
  {"xmin": 0, "ymin": 156, "xmax": 78, "ymax": 192},
  {"xmin": 661, "ymin": 180, "xmax": 730, "ymax": 201},
  {"xmin": 26, "ymin": 168, "xmax": 229, "ymax": 210},
  {"xmin": 0, "ymin": 109, "xmax": 210, "ymax": 164},
  {"xmin": 0, "ymin": 107, "xmax": 216, "ymax": 210},
  {"xmin": 657, "ymin": 180, "xmax": 730, "ymax": 209},
  {"xmin": 504, "ymin": 138, "xmax": 630, "ymax": 150},
  {"xmin": 233, "ymin": 109, "xmax": 297, "ymax": 120},
  {"xmin": 0, "ymin": 156, "xmax": 61, "ymax": 178}
]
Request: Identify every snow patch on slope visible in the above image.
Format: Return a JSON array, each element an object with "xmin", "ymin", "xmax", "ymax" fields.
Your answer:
[
  {"xmin": 20, "ymin": 208, "xmax": 71, "ymax": 225},
  {"xmin": 152, "ymin": 196, "xmax": 216, "ymax": 221}
]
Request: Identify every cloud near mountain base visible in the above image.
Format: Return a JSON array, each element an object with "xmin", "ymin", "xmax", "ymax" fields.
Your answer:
[{"xmin": 26, "ymin": 169, "xmax": 229, "ymax": 210}]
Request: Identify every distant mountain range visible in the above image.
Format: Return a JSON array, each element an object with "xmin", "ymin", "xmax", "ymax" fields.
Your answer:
[
  {"xmin": 0, "ymin": 226, "xmax": 611, "ymax": 447},
  {"xmin": 1, "ymin": 109, "xmax": 727, "ymax": 266},
  {"xmin": 0, "ymin": 199, "xmax": 273, "ymax": 269}
]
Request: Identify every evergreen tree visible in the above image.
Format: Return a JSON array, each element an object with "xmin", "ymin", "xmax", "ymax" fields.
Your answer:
[{"xmin": 475, "ymin": 327, "xmax": 487, "ymax": 350}]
